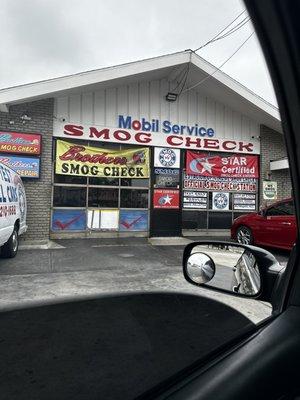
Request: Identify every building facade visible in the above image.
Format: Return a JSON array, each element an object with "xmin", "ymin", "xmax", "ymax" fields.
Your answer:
[{"xmin": 0, "ymin": 51, "xmax": 289, "ymax": 240}]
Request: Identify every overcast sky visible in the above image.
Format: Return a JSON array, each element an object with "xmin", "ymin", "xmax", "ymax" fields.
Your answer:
[{"xmin": 0, "ymin": 0, "xmax": 277, "ymax": 105}]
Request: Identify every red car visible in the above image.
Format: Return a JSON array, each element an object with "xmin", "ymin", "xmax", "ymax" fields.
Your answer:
[{"xmin": 231, "ymin": 198, "xmax": 296, "ymax": 250}]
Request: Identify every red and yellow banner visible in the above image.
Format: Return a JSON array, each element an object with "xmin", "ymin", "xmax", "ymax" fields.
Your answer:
[
  {"xmin": 186, "ymin": 151, "xmax": 259, "ymax": 178},
  {"xmin": 55, "ymin": 140, "xmax": 149, "ymax": 178},
  {"xmin": 0, "ymin": 131, "xmax": 41, "ymax": 155}
]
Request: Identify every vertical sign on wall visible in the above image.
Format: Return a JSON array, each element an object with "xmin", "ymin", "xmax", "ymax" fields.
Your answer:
[{"xmin": 263, "ymin": 181, "xmax": 278, "ymax": 200}]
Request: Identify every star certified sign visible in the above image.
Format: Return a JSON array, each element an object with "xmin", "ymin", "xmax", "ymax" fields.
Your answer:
[
  {"xmin": 198, "ymin": 158, "xmax": 215, "ymax": 174},
  {"xmin": 154, "ymin": 147, "xmax": 180, "ymax": 168},
  {"xmin": 153, "ymin": 189, "xmax": 180, "ymax": 209},
  {"xmin": 158, "ymin": 194, "xmax": 173, "ymax": 205},
  {"xmin": 186, "ymin": 151, "xmax": 259, "ymax": 178}
]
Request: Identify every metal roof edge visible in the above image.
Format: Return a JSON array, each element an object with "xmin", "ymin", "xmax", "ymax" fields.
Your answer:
[
  {"xmin": 190, "ymin": 52, "xmax": 280, "ymax": 121},
  {"xmin": 0, "ymin": 51, "xmax": 190, "ymax": 104},
  {"xmin": 0, "ymin": 50, "xmax": 281, "ymax": 128}
]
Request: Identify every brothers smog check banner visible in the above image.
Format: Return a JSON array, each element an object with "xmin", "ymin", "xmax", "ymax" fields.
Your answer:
[
  {"xmin": 186, "ymin": 151, "xmax": 259, "ymax": 178},
  {"xmin": 55, "ymin": 140, "xmax": 149, "ymax": 178}
]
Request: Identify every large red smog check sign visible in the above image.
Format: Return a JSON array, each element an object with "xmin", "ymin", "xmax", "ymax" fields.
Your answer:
[{"xmin": 53, "ymin": 123, "xmax": 260, "ymax": 155}]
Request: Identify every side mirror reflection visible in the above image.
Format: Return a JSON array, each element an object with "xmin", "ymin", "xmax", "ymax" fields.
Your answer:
[
  {"xmin": 186, "ymin": 253, "xmax": 216, "ymax": 284},
  {"xmin": 184, "ymin": 243, "xmax": 261, "ymax": 297}
]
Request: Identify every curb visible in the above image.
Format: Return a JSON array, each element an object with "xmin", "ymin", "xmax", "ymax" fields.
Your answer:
[{"xmin": 19, "ymin": 240, "xmax": 65, "ymax": 250}]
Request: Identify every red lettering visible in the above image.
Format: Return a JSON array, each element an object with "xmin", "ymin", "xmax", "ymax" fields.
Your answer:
[
  {"xmin": 59, "ymin": 145, "xmax": 127, "ymax": 165},
  {"xmin": 185, "ymin": 137, "xmax": 202, "ymax": 147},
  {"xmin": 203, "ymin": 139, "xmax": 219, "ymax": 149},
  {"xmin": 238, "ymin": 142, "xmax": 253, "ymax": 152},
  {"xmin": 59, "ymin": 145, "xmax": 85, "ymax": 161},
  {"xmin": 132, "ymin": 120, "xmax": 141, "ymax": 130},
  {"xmin": 114, "ymin": 130, "xmax": 131, "ymax": 141},
  {"xmin": 223, "ymin": 140, "xmax": 236, "ymax": 151},
  {"xmin": 89, "ymin": 127, "xmax": 110, "ymax": 139},
  {"xmin": 134, "ymin": 132, "xmax": 152, "ymax": 144},
  {"xmin": 166, "ymin": 135, "xmax": 183, "ymax": 146},
  {"xmin": 64, "ymin": 124, "xmax": 84, "ymax": 137}
]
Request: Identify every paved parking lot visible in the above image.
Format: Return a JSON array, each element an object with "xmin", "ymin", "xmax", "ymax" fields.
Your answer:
[{"xmin": 0, "ymin": 238, "xmax": 289, "ymax": 322}]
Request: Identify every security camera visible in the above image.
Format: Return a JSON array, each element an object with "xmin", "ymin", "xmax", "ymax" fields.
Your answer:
[{"xmin": 20, "ymin": 114, "xmax": 31, "ymax": 121}]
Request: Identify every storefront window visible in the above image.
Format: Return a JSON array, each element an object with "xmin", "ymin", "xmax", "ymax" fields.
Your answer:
[
  {"xmin": 52, "ymin": 140, "xmax": 151, "ymax": 232},
  {"xmin": 53, "ymin": 187, "xmax": 86, "ymax": 207},
  {"xmin": 120, "ymin": 189, "xmax": 149, "ymax": 208},
  {"xmin": 182, "ymin": 210, "xmax": 207, "ymax": 230},
  {"xmin": 54, "ymin": 175, "xmax": 87, "ymax": 185},
  {"xmin": 208, "ymin": 212, "xmax": 233, "ymax": 229},
  {"xmin": 88, "ymin": 188, "xmax": 119, "ymax": 207},
  {"xmin": 89, "ymin": 177, "xmax": 119, "ymax": 186},
  {"xmin": 121, "ymin": 178, "xmax": 149, "ymax": 187}
]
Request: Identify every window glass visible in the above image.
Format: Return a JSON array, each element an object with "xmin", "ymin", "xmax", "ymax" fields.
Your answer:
[
  {"xmin": 182, "ymin": 210, "xmax": 207, "ymax": 229},
  {"xmin": 89, "ymin": 177, "xmax": 119, "ymax": 186},
  {"xmin": 286, "ymin": 201, "xmax": 295, "ymax": 215},
  {"xmin": 154, "ymin": 174, "xmax": 180, "ymax": 189},
  {"xmin": 121, "ymin": 178, "xmax": 149, "ymax": 187},
  {"xmin": 53, "ymin": 187, "xmax": 86, "ymax": 207},
  {"xmin": 208, "ymin": 212, "xmax": 233, "ymax": 229},
  {"xmin": 54, "ymin": 175, "xmax": 87, "ymax": 184},
  {"xmin": 266, "ymin": 201, "xmax": 295, "ymax": 216},
  {"xmin": 88, "ymin": 188, "xmax": 119, "ymax": 207},
  {"xmin": 120, "ymin": 189, "xmax": 149, "ymax": 208}
]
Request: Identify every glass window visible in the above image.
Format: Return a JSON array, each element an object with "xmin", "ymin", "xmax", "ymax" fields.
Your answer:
[
  {"xmin": 182, "ymin": 210, "xmax": 207, "ymax": 229},
  {"xmin": 121, "ymin": 178, "xmax": 149, "ymax": 187},
  {"xmin": 88, "ymin": 188, "xmax": 119, "ymax": 207},
  {"xmin": 54, "ymin": 174, "xmax": 87, "ymax": 185},
  {"xmin": 120, "ymin": 189, "xmax": 148, "ymax": 208},
  {"xmin": 208, "ymin": 212, "xmax": 233, "ymax": 229},
  {"xmin": 266, "ymin": 201, "xmax": 295, "ymax": 216},
  {"xmin": 53, "ymin": 187, "xmax": 86, "ymax": 207},
  {"xmin": 89, "ymin": 177, "xmax": 119, "ymax": 186},
  {"xmin": 154, "ymin": 174, "xmax": 180, "ymax": 189}
]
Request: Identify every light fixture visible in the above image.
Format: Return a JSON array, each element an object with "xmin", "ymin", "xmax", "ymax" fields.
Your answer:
[{"xmin": 165, "ymin": 92, "xmax": 178, "ymax": 102}]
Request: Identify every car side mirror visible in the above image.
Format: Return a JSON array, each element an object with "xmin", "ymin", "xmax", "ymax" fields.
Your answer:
[{"xmin": 183, "ymin": 241, "xmax": 285, "ymax": 306}]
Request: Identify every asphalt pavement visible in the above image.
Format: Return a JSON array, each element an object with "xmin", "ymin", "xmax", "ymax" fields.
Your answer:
[{"xmin": 0, "ymin": 237, "xmax": 290, "ymax": 323}]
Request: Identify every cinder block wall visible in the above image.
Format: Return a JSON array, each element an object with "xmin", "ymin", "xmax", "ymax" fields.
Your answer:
[
  {"xmin": 260, "ymin": 124, "xmax": 292, "ymax": 206},
  {"xmin": 0, "ymin": 99, "xmax": 54, "ymax": 240}
]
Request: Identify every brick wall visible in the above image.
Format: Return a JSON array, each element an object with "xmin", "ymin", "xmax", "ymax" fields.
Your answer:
[
  {"xmin": 0, "ymin": 99, "xmax": 54, "ymax": 241},
  {"xmin": 260, "ymin": 125, "xmax": 292, "ymax": 207}
]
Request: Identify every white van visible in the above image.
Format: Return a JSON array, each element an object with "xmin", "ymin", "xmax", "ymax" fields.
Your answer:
[{"xmin": 0, "ymin": 162, "xmax": 27, "ymax": 258}]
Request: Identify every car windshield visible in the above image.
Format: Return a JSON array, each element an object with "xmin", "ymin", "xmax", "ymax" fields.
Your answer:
[{"xmin": 0, "ymin": 1, "xmax": 295, "ymax": 399}]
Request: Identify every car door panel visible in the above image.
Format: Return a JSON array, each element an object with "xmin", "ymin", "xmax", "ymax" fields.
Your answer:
[
  {"xmin": 262, "ymin": 215, "xmax": 290, "ymax": 248},
  {"xmin": 248, "ymin": 214, "xmax": 271, "ymax": 245},
  {"xmin": 254, "ymin": 201, "xmax": 296, "ymax": 249},
  {"xmin": 0, "ymin": 292, "xmax": 255, "ymax": 400},
  {"xmin": 156, "ymin": 307, "xmax": 300, "ymax": 400}
]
